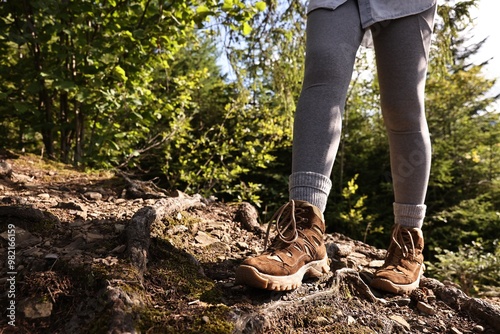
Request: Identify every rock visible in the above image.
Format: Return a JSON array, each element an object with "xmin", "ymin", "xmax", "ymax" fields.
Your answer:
[
  {"xmin": 1, "ymin": 196, "xmax": 28, "ymax": 205},
  {"xmin": 390, "ymin": 297, "xmax": 411, "ymax": 307},
  {"xmin": 417, "ymin": 301, "xmax": 436, "ymax": 315},
  {"xmin": 114, "ymin": 224, "xmax": 126, "ymax": 233},
  {"xmin": 84, "ymin": 191, "xmax": 103, "ymax": 200},
  {"xmin": 0, "ymin": 227, "xmax": 41, "ymax": 248},
  {"xmin": 0, "ymin": 159, "xmax": 13, "ymax": 177},
  {"xmin": 389, "ymin": 315, "xmax": 411, "ymax": 331},
  {"xmin": 63, "ymin": 237, "xmax": 86, "ymax": 252},
  {"xmin": 347, "ymin": 315, "xmax": 356, "ymax": 325},
  {"xmin": 346, "ymin": 251, "xmax": 369, "ymax": 267},
  {"xmin": 325, "ymin": 242, "xmax": 340, "ymax": 258},
  {"xmin": 195, "ymin": 231, "xmax": 219, "ymax": 246},
  {"xmin": 473, "ymin": 325, "xmax": 485, "ymax": 333},
  {"xmin": 85, "ymin": 232, "xmax": 105, "ymax": 243},
  {"xmin": 312, "ymin": 316, "xmax": 330, "ymax": 326},
  {"xmin": 55, "ymin": 201, "xmax": 85, "ymax": 211},
  {"xmin": 168, "ymin": 225, "xmax": 188, "ymax": 235},
  {"xmin": 236, "ymin": 241, "xmax": 249, "ymax": 250},
  {"xmin": 204, "ymin": 221, "xmax": 228, "ymax": 232},
  {"xmin": 111, "ymin": 244, "xmax": 127, "ymax": 254},
  {"xmin": 11, "ymin": 172, "xmax": 34, "ymax": 183},
  {"xmin": 201, "ymin": 315, "xmax": 210, "ymax": 324},
  {"xmin": 19, "ymin": 298, "xmax": 53, "ymax": 319},
  {"xmin": 37, "ymin": 193, "xmax": 51, "ymax": 200},
  {"xmin": 368, "ymin": 260, "xmax": 385, "ymax": 268},
  {"xmin": 234, "ymin": 202, "xmax": 261, "ymax": 232},
  {"xmin": 335, "ymin": 243, "xmax": 353, "ymax": 257},
  {"xmin": 44, "ymin": 253, "xmax": 59, "ymax": 260}
]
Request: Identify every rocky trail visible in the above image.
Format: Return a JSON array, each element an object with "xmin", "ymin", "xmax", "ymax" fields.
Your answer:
[{"xmin": 0, "ymin": 152, "xmax": 499, "ymax": 333}]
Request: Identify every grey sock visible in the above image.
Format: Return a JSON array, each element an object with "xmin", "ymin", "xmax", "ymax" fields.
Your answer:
[
  {"xmin": 289, "ymin": 171, "xmax": 332, "ymax": 213},
  {"xmin": 393, "ymin": 202, "xmax": 426, "ymax": 229}
]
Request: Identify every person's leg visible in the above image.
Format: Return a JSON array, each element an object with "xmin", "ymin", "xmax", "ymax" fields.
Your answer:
[
  {"xmin": 370, "ymin": 5, "xmax": 436, "ymax": 294},
  {"xmin": 372, "ymin": 5, "xmax": 436, "ymax": 227},
  {"xmin": 236, "ymin": 0, "xmax": 364, "ymax": 291},
  {"xmin": 290, "ymin": 0, "xmax": 365, "ymax": 213}
]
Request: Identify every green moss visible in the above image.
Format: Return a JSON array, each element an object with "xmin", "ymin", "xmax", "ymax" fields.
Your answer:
[
  {"xmin": 137, "ymin": 305, "xmax": 234, "ymax": 334},
  {"xmin": 165, "ymin": 211, "xmax": 201, "ymax": 228},
  {"xmin": 200, "ymin": 285, "xmax": 224, "ymax": 304},
  {"xmin": 191, "ymin": 305, "xmax": 234, "ymax": 334},
  {"xmin": 150, "ymin": 211, "xmax": 200, "ymax": 240}
]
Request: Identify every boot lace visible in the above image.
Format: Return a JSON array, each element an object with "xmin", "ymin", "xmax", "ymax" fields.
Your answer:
[
  {"xmin": 386, "ymin": 224, "xmax": 416, "ymax": 265},
  {"xmin": 263, "ymin": 200, "xmax": 304, "ymax": 251}
]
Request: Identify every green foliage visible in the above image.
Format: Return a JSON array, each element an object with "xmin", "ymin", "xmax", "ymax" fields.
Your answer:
[
  {"xmin": 426, "ymin": 192, "xmax": 500, "ymax": 258},
  {"xmin": 428, "ymin": 239, "xmax": 499, "ymax": 296},
  {"xmin": 0, "ymin": 0, "xmax": 277, "ymax": 203},
  {"xmin": 335, "ymin": 174, "xmax": 378, "ymax": 243}
]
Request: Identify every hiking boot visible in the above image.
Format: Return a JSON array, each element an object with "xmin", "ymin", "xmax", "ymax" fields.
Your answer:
[
  {"xmin": 370, "ymin": 224, "xmax": 425, "ymax": 294},
  {"xmin": 235, "ymin": 200, "xmax": 330, "ymax": 291}
]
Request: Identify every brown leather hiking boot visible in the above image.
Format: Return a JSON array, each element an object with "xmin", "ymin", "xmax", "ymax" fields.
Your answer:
[
  {"xmin": 370, "ymin": 224, "xmax": 425, "ymax": 295},
  {"xmin": 235, "ymin": 200, "xmax": 330, "ymax": 291}
]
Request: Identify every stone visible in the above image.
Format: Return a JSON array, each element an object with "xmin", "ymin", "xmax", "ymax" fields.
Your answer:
[
  {"xmin": 473, "ymin": 325, "xmax": 485, "ymax": 333},
  {"xmin": 111, "ymin": 244, "xmax": 127, "ymax": 254},
  {"xmin": 20, "ymin": 298, "xmax": 53, "ymax": 319},
  {"xmin": 204, "ymin": 221, "xmax": 228, "ymax": 232},
  {"xmin": 335, "ymin": 243, "xmax": 353, "ymax": 257},
  {"xmin": 391, "ymin": 297, "xmax": 411, "ymax": 307},
  {"xmin": 71, "ymin": 210, "xmax": 88, "ymax": 220},
  {"xmin": 0, "ymin": 160, "xmax": 12, "ymax": 177},
  {"xmin": 55, "ymin": 201, "xmax": 85, "ymax": 211},
  {"xmin": 236, "ymin": 241, "xmax": 249, "ymax": 250},
  {"xmin": 114, "ymin": 224, "xmax": 126, "ymax": 233},
  {"xmin": 84, "ymin": 191, "xmax": 102, "ymax": 200},
  {"xmin": 208, "ymin": 241, "xmax": 232, "ymax": 254},
  {"xmin": 325, "ymin": 242, "xmax": 340, "ymax": 258},
  {"xmin": 312, "ymin": 316, "xmax": 330, "ymax": 326},
  {"xmin": 85, "ymin": 232, "xmax": 105, "ymax": 243},
  {"xmin": 0, "ymin": 227, "xmax": 41, "ymax": 248},
  {"xmin": 195, "ymin": 231, "xmax": 219, "ymax": 246},
  {"xmin": 38, "ymin": 193, "xmax": 51, "ymax": 200},
  {"xmin": 389, "ymin": 315, "xmax": 411, "ymax": 331},
  {"xmin": 168, "ymin": 225, "xmax": 188, "ymax": 235},
  {"xmin": 368, "ymin": 260, "xmax": 385, "ymax": 268},
  {"xmin": 234, "ymin": 202, "xmax": 261, "ymax": 232},
  {"xmin": 417, "ymin": 301, "xmax": 436, "ymax": 315}
]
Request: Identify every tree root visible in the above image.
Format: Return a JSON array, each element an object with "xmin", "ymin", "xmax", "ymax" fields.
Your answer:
[{"xmin": 422, "ymin": 277, "xmax": 500, "ymax": 332}]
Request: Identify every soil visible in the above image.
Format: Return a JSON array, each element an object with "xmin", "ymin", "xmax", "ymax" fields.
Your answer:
[{"xmin": 0, "ymin": 152, "xmax": 499, "ymax": 334}]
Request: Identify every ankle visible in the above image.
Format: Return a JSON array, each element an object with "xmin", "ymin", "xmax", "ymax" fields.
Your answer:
[
  {"xmin": 289, "ymin": 172, "xmax": 332, "ymax": 213},
  {"xmin": 393, "ymin": 203, "xmax": 426, "ymax": 229}
]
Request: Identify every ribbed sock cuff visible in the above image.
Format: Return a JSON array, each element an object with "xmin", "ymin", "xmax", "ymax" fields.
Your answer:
[
  {"xmin": 289, "ymin": 172, "xmax": 332, "ymax": 213},
  {"xmin": 393, "ymin": 202, "xmax": 426, "ymax": 229}
]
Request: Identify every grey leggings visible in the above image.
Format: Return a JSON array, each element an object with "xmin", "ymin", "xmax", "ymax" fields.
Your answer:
[{"xmin": 290, "ymin": 0, "xmax": 436, "ymax": 219}]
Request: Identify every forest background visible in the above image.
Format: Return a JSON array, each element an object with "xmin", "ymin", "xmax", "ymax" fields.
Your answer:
[{"xmin": 0, "ymin": 0, "xmax": 499, "ymax": 296}]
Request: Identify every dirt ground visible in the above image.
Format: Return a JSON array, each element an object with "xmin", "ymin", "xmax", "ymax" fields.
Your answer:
[{"xmin": 0, "ymin": 152, "xmax": 499, "ymax": 334}]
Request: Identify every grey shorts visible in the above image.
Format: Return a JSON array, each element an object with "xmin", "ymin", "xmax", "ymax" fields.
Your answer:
[{"xmin": 307, "ymin": 0, "xmax": 436, "ymax": 28}]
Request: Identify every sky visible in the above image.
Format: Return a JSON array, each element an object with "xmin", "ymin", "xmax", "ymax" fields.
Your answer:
[{"xmin": 468, "ymin": 0, "xmax": 500, "ymax": 103}]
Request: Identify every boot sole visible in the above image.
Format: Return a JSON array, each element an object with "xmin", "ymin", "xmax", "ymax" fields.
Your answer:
[
  {"xmin": 235, "ymin": 255, "xmax": 330, "ymax": 291},
  {"xmin": 370, "ymin": 264, "xmax": 424, "ymax": 295}
]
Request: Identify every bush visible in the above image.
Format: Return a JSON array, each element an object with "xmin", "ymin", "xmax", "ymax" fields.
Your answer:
[{"xmin": 427, "ymin": 239, "xmax": 499, "ymax": 296}]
